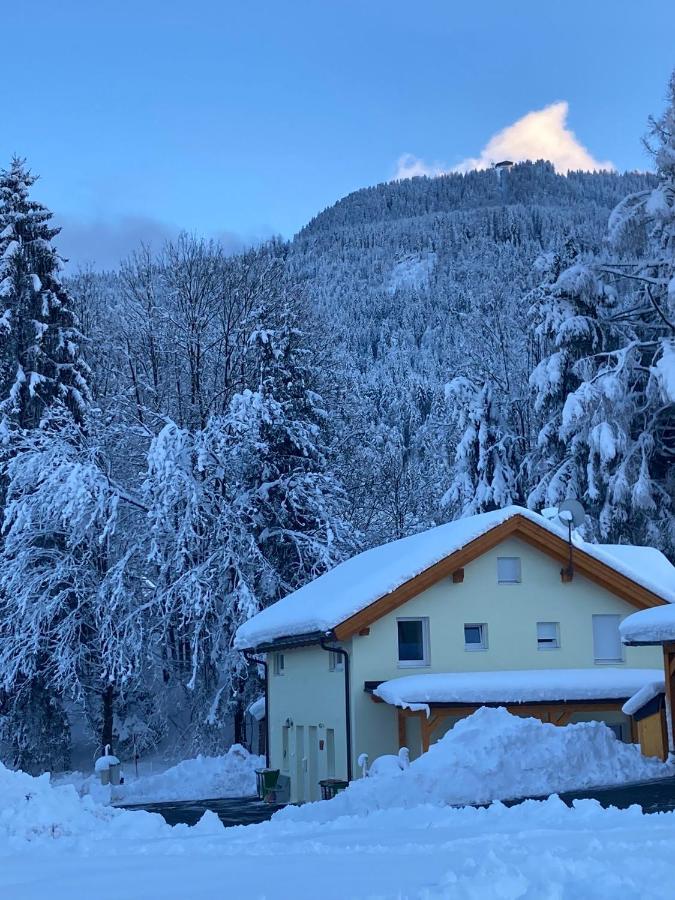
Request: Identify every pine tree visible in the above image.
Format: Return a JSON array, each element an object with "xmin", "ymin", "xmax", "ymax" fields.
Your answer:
[
  {"xmin": 442, "ymin": 376, "xmax": 519, "ymax": 517},
  {"xmin": 524, "ymin": 241, "xmax": 621, "ymax": 514},
  {"xmin": 0, "ymin": 157, "xmax": 90, "ymax": 434}
]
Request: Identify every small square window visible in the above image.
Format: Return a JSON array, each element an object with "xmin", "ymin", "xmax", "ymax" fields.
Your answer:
[
  {"xmin": 464, "ymin": 623, "xmax": 488, "ymax": 651},
  {"xmin": 329, "ymin": 650, "xmax": 344, "ymax": 672},
  {"xmin": 397, "ymin": 618, "xmax": 430, "ymax": 667},
  {"xmin": 497, "ymin": 557, "xmax": 521, "ymax": 583},
  {"xmin": 537, "ymin": 621, "xmax": 560, "ymax": 650},
  {"xmin": 273, "ymin": 652, "xmax": 285, "ymax": 675}
]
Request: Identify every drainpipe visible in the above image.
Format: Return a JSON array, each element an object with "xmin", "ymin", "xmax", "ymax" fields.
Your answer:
[
  {"xmin": 243, "ymin": 650, "xmax": 269, "ymax": 768},
  {"xmin": 320, "ymin": 636, "xmax": 353, "ymax": 782}
]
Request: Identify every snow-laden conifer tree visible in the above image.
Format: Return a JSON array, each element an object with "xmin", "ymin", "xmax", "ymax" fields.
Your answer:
[
  {"xmin": 528, "ymin": 76, "xmax": 675, "ymax": 552},
  {"xmin": 0, "ymin": 158, "xmax": 90, "ymax": 432},
  {"xmin": 442, "ymin": 377, "xmax": 519, "ymax": 517},
  {"xmin": 524, "ymin": 241, "xmax": 621, "ymax": 513}
]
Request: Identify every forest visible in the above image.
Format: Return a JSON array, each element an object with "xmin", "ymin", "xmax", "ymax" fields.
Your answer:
[{"xmin": 0, "ymin": 76, "xmax": 672, "ymax": 773}]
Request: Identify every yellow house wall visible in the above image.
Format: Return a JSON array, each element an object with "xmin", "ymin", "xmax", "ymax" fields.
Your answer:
[
  {"xmin": 267, "ymin": 643, "xmax": 348, "ymax": 804},
  {"xmin": 349, "ymin": 536, "xmax": 662, "ymax": 772}
]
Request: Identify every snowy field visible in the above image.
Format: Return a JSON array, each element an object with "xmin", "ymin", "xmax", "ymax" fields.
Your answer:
[
  {"xmin": 3, "ymin": 793, "xmax": 675, "ymax": 899},
  {"xmin": 3, "ymin": 710, "xmax": 675, "ymax": 898}
]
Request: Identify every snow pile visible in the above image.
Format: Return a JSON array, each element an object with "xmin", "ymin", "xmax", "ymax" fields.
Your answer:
[
  {"xmin": 114, "ymin": 744, "xmax": 263, "ymax": 805},
  {"xmin": 277, "ymin": 707, "xmax": 673, "ymax": 824},
  {"xmin": 0, "ymin": 761, "xmax": 176, "ymax": 848},
  {"xmin": 374, "ymin": 668, "xmax": 665, "ymax": 711},
  {"xmin": 621, "ymin": 603, "xmax": 675, "ymax": 645}
]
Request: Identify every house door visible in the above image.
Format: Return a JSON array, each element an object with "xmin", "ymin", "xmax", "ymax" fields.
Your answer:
[
  {"xmin": 295, "ymin": 726, "xmax": 305, "ymax": 803},
  {"xmin": 307, "ymin": 726, "xmax": 319, "ymax": 801}
]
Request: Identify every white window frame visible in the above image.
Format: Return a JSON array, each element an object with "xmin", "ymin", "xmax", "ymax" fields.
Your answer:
[
  {"xmin": 537, "ymin": 621, "xmax": 560, "ymax": 651},
  {"xmin": 396, "ymin": 616, "xmax": 430, "ymax": 668},
  {"xmin": 328, "ymin": 650, "xmax": 344, "ymax": 672},
  {"xmin": 273, "ymin": 652, "xmax": 285, "ymax": 675},
  {"xmin": 464, "ymin": 623, "xmax": 488, "ymax": 651},
  {"xmin": 497, "ymin": 556, "xmax": 522, "ymax": 584},
  {"xmin": 592, "ymin": 614, "xmax": 624, "ymax": 664}
]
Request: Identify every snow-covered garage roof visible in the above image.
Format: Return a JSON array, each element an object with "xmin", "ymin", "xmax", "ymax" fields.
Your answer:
[
  {"xmin": 373, "ymin": 669, "xmax": 665, "ymax": 713},
  {"xmin": 621, "ymin": 604, "xmax": 675, "ymax": 646},
  {"xmin": 234, "ymin": 506, "xmax": 675, "ymax": 650}
]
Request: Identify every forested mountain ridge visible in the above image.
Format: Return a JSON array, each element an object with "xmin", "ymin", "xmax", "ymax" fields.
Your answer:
[
  {"xmin": 286, "ymin": 163, "xmax": 661, "ymax": 546},
  {"xmin": 0, "ymin": 78, "xmax": 672, "ymax": 772}
]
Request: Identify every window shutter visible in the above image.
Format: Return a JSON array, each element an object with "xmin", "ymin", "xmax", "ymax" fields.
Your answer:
[
  {"xmin": 592, "ymin": 615, "xmax": 623, "ymax": 662},
  {"xmin": 497, "ymin": 557, "xmax": 521, "ymax": 583}
]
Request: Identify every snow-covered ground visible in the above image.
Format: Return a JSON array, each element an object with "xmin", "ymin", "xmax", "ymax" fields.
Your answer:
[
  {"xmin": 3, "ymin": 710, "xmax": 675, "ymax": 898},
  {"xmin": 54, "ymin": 744, "xmax": 263, "ymax": 805},
  {"xmin": 3, "ymin": 785, "xmax": 675, "ymax": 899}
]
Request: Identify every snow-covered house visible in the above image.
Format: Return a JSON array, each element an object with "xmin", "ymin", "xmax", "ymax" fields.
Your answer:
[{"xmin": 235, "ymin": 506, "xmax": 675, "ymax": 803}]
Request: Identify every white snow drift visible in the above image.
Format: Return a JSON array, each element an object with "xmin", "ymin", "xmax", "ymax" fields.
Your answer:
[{"xmin": 277, "ymin": 707, "xmax": 673, "ymax": 824}]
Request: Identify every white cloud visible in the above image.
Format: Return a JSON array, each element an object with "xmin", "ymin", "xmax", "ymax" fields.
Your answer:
[
  {"xmin": 394, "ymin": 101, "xmax": 614, "ymax": 180},
  {"xmin": 394, "ymin": 152, "xmax": 447, "ymax": 180}
]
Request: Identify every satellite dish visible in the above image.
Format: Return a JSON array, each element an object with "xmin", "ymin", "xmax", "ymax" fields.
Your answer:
[{"xmin": 557, "ymin": 499, "xmax": 585, "ymax": 529}]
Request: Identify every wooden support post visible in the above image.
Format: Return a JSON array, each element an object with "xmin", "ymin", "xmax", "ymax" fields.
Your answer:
[
  {"xmin": 663, "ymin": 644, "xmax": 675, "ymax": 753},
  {"xmin": 397, "ymin": 710, "xmax": 406, "ymax": 750}
]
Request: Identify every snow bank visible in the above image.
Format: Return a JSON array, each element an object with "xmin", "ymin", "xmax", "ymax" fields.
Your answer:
[
  {"xmin": 117, "ymin": 744, "xmax": 263, "ymax": 805},
  {"xmin": 235, "ymin": 505, "xmax": 675, "ymax": 649},
  {"xmin": 277, "ymin": 707, "xmax": 673, "ymax": 824},
  {"xmin": 0, "ymin": 761, "xmax": 177, "ymax": 849},
  {"xmin": 374, "ymin": 667, "xmax": 665, "ymax": 711},
  {"xmin": 621, "ymin": 603, "xmax": 675, "ymax": 645},
  {"xmin": 4, "ymin": 795, "xmax": 675, "ymax": 900}
]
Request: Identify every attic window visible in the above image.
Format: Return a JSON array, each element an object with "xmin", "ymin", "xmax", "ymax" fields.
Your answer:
[
  {"xmin": 273, "ymin": 652, "xmax": 285, "ymax": 675},
  {"xmin": 497, "ymin": 556, "xmax": 521, "ymax": 584}
]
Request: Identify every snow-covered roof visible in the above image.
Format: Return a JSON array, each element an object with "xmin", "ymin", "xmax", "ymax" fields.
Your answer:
[
  {"xmin": 373, "ymin": 669, "xmax": 665, "ymax": 713},
  {"xmin": 621, "ymin": 682, "xmax": 664, "ymax": 717},
  {"xmin": 621, "ymin": 604, "xmax": 675, "ymax": 645},
  {"xmin": 234, "ymin": 505, "xmax": 675, "ymax": 649}
]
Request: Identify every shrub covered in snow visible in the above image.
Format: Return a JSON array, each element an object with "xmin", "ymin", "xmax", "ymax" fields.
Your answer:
[{"xmin": 277, "ymin": 707, "xmax": 673, "ymax": 823}]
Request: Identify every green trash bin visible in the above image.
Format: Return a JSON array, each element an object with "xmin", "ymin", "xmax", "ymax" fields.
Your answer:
[
  {"xmin": 255, "ymin": 768, "xmax": 280, "ymax": 801},
  {"xmin": 319, "ymin": 778, "xmax": 349, "ymax": 800}
]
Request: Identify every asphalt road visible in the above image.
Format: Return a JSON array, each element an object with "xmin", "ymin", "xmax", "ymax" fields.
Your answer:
[
  {"xmin": 119, "ymin": 795, "xmax": 283, "ymax": 827},
  {"xmin": 119, "ymin": 774, "xmax": 675, "ymax": 827}
]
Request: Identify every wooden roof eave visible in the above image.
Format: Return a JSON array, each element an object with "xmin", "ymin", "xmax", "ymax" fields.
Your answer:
[{"xmin": 333, "ymin": 515, "xmax": 667, "ymax": 641}]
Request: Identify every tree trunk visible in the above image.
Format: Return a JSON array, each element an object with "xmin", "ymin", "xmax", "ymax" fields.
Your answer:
[
  {"xmin": 233, "ymin": 697, "xmax": 246, "ymax": 746},
  {"xmin": 101, "ymin": 684, "xmax": 114, "ymax": 753}
]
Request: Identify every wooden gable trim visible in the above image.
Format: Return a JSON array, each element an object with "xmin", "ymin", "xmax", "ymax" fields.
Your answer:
[{"xmin": 333, "ymin": 515, "xmax": 667, "ymax": 640}]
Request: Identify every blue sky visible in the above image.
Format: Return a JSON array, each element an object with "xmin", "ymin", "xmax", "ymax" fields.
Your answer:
[{"xmin": 2, "ymin": 1, "xmax": 674, "ymax": 267}]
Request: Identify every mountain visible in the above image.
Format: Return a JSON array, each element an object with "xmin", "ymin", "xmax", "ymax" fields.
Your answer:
[{"xmin": 286, "ymin": 162, "xmax": 657, "ymax": 543}]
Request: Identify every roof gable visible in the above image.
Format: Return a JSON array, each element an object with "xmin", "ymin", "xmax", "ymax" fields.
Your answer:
[
  {"xmin": 333, "ymin": 515, "xmax": 668, "ymax": 639},
  {"xmin": 234, "ymin": 506, "xmax": 674, "ymax": 650}
]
